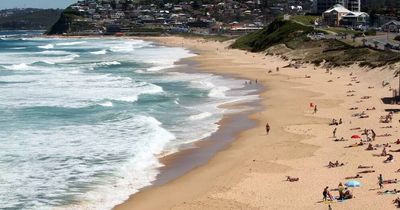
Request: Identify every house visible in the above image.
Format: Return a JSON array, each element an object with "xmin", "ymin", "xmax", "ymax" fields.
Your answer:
[
  {"xmin": 322, "ymin": 4, "xmax": 350, "ymax": 26},
  {"xmin": 374, "ymin": 15, "xmax": 398, "ymax": 27},
  {"xmin": 340, "ymin": 11, "xmax": 369, "ymax": 27},
  {"xmin": 382, "ymin": 20, "xmax": 400, "ymax": 33}
]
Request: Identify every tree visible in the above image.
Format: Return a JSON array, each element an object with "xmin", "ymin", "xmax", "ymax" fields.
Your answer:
[{"xmin": 362, "ymin": 38, "xmax": 367, "ymax": 46}]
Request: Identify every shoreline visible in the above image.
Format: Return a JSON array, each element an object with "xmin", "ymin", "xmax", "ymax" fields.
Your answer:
[
  {"xmin": 114, "ymin": 36, "xmax": 321, "ymax": 210},
  {"xmin": 147, "ymin": 57, "xmax": 263, "ymax": 189},
  {"xmin": 115, "ymin": 36, "xmax": 400, "ymax": 210},
  {"xmin": 3, "ymin": 33, "xmax": 266, "ymax": 210}
]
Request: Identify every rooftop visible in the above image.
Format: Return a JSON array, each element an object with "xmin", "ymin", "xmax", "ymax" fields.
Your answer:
[{"xmin": 324, "ymin": 4, "xmax": 351, "ymax": 14}]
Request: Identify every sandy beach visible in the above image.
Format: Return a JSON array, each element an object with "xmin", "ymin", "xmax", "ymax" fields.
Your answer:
[{"xmin": 114, "ymin": 36, "xmax": 400, "ymax": 210}]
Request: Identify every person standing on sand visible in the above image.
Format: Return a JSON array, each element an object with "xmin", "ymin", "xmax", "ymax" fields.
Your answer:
[
  {"xmin": 328, "ymin": 204, "xmax": 333, "ymax": 210},
  {"xmin": 371, "ymin": 129, "xmax": 376, "ymax": 141},
  {"xmin": 314, "ymin": 105, "xmax": 318, "ymax": 114},
  {"xmin": 333, "ymin": 128, "xmax": 337, "ymax": 138},
  {"xmin": 323, "ymin": 186, "xmax": 330, "ymax": 201},
  {"xmin": 378, "ymin": 174, "xmax": 384, "ymax": 189},
  {"xmin": 338, "ymin": 182, "xmax": 344, "ymax": 200},
  {"xmin": 266, "ymin": 123, "xmax": 270, "ymax": 135}
]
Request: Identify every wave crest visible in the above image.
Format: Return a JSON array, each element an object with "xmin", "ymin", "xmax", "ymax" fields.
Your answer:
[
  {"xmin": 38, "ymin": 44, "xmax": 54, "ymax": 49},
  {"xmin": 2, "ymin": 63, "xmax": 33, "ymax": 70},
  {"xmin": 189, "ymin": 112, "xmax": 212, "ymax": 120},
  {"xmin": 90, "ymin": 50, "xmax": 107, "ymax": 55}
]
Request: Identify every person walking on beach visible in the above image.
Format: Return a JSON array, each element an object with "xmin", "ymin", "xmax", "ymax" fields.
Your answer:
[
  {"xmin": 371, "ymin": 129, "xmax": 376, "ymax": 141},
  {"xmin": 313, "ymin": 105, "xmax": 318, "ymax": 114},
  {"xmin": 266, "ymin": 123, "xmax": 270, "ymax": 135},
  {"xmin": 323, "ymin": 186, "xmax": 331, "ymax": 201},
  {"xmin": 333, "ymin": 128, "xmax": 337, "ymax": 138},
  {"xmin": 378, "ymin": 174, "xmax": 384, "ymax": 189}
]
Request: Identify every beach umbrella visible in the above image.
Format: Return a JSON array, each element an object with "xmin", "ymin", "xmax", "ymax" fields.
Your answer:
[
  {"xmin": 351, "ymin": 135, "xmax": 361, "ymax": 139},
  {"xmin": 345, "ymin": 180, "xmax": 361, "ymax": 188}
]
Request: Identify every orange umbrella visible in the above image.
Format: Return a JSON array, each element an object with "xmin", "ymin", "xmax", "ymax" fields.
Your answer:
[{"xmin": 351, "ymin": 135, "xmax": 361, "ymax": 139}]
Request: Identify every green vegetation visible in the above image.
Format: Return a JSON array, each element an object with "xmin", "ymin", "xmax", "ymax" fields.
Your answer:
[
  {"xmin": 291, "ymin": 15, "xmax": 319, "ymax": 26},
  {"xmin": 364, "ymin": 29, "xmax": 377, "ymax": 36},
  {"xmin": 231, "ymin": 20, "xmax": 315, "ymax": 52},
  {"xmin": 178, "ymin": 33, "xmax": 234, "ymax": 42},
  {"xmin": 324, "ymin": 27, "xmax": 358, "ymax": 35},
  {"xmin": 308, "ymin": 42, "xmax": 400, "ymax": 68},
  {"xmin": 231, "ymin": 19, "xmax": 400, "ymax": 68},
  {"xmin": 0, "ymin": 9, "xmax": 62, "ymax": 30},
  {"xmin": 46, "ymin": 7, "xmax": 90, "ymax": 35},
  {"xmin": 46, "ymin": 13, "xmax": 73, "ymax": 35}
]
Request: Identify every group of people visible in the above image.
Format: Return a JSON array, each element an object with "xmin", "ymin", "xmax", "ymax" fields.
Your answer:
[
  {"xmin": 363, "ymin": 128, "xmax": 376, "ymax": 142},
  {"xmin": 330, "ymin": 118, "xmax": 342, "ymax": 126},
  {"xmin": 380, "ymin": 112, "xmax": 394, "ymax": 123},
  {"xmin": 328, "ymin": 161, "xmax": 345, "ymax": 168},
  {"xmin": 323, "ymin": 184, "xmax": 354, "ymax": 202},
  {"xmin": 244, "ymin": 80, "xmax": 258, "ymax": 85},
  {"xmin": 317, "ymin": 72, "xmax": 400, "ymax": 209},
  {"xmin": 374, "ymin": 144, "xmax": 395, "ymax": 163}
]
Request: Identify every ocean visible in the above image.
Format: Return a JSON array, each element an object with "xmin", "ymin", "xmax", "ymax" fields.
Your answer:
[{"xmin": 0, "ymin": 31, "xmax": 258, "ymax": 210}]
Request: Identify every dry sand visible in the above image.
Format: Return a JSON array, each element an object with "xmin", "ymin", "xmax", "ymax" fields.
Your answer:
[{"xmin": 114, "ymin": 36, "xmax": 400, "ymax": 210}]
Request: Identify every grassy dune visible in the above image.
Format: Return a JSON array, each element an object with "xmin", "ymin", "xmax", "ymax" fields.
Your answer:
[{"xmin": 231, "ymin": 20, "xmax": 400, "ymax": 68}]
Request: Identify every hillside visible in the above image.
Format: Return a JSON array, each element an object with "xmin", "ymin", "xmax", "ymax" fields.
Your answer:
[
  {"xmin": 231, "ymin": 19, "xmax": 400, "ymax": 68},
  {"xmin": 46, "ymin": 8, "xmax": 88, "ymax": 35},
  {"xmin": 231, "ymin": 20, "xmax": 315, "ymax": 52},
  {"xmin": 0, "ymin": 9, "xmax": 62, "ymax": 30}
]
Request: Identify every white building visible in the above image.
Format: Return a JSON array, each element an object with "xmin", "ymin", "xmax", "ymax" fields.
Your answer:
[
  {"xmin": 322, "ymin": 4, "xmax": 368, "ymax": 27},
  {"xmin": 322, "ymin": 4, "xmax": 350, "ymax": 26}
]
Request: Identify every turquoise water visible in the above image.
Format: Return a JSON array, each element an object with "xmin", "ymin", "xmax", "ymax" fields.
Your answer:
[{"xmin": 0, "ymin": 31, "xmax": 258, "ymax": 210}]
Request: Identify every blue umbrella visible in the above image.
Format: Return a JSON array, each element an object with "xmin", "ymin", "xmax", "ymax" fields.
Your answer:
[{"xmin": 345, "ymin": 180, "xmax": 361, "ymax": 187}]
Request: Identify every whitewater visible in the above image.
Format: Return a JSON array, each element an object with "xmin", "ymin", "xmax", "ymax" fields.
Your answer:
[{"xmin": 0, "ymin": 31, "xmax": 259, "ymax": 210}]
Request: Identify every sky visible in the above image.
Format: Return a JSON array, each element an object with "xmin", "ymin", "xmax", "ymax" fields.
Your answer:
[{"xmin": 0, "ymin": 0, "xmax": 76, "ymax": 9}]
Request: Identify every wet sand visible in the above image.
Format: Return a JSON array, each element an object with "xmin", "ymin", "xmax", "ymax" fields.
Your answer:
[{"xmin": 114, "ymin": 36, "xmax": 400, "ymax": 210}]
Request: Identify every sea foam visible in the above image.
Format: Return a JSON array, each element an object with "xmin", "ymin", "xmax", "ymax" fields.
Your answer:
[
  {"xmin": 38, "ymin": 44, "xmax": 54, "ymax": 49},
  {"xmin": 2, "ymin": 63, "xmax": 33, "ymax": 70},
  {"xmin": 56, "ymin": 41, "xmax": 87, "ymax": 46},
  {"xmin": 0, "ymin": 36, "xmax": 258, "ymax": 210},
  {"xmin": 90, "ymin": 50, "xmax": 107, "ymax": 55}
]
